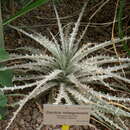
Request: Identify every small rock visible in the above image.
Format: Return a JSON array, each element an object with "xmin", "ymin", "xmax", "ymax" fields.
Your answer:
[
  {"xmin": 19, "ymin": 119, "xmax": 25, "ymax": 126},
  {"xmin": 13, "ymin": 128, "xmax": 19, "ymax": 130}
]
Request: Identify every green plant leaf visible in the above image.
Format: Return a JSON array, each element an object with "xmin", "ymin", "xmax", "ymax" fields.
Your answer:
[
  {"xmin": 3, "ymin": 0, "xmax": 49, "ymax": 25},
  {"xmin": 0, "ymin": 91, "xmax": 7, "ymax": 107},
  {"xmin": 117, "ymin": 0, "xmax": 130, "ymax": 55},
  {"xmin": 0, "ymin": 107, "xmax": 7, "ymax": 120},
  {"xmin": 0, "ymin": 48, "xmax": 9, "ymax": 60},
  {"xmin": 0, "ymin": 70, "xmax": 13, "ymax": 87},
  {"xmin": 0, "ymin": 48, "xmax": 13, "ymax": 87}
]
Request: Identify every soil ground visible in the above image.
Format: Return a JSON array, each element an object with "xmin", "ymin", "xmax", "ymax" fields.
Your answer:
[{"xmin": 0, "ymin": 0, "xmax": 130, "ymax": 130}]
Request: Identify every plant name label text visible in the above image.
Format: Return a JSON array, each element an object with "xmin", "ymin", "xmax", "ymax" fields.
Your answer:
[{"xmin": 43, "ymin": 104, "xmax": 91, "ymax": 125}]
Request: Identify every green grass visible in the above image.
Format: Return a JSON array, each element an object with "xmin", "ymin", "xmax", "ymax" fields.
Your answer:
[
  {"xmin": 3, "ymin": 0, "xmax": 61, "ymax": 26},
  {"xmin": 0, "ymin": 1, "xmax": 13, "ymax": 120},
  {"xmin": 117, "ymin": 0, "xmax": 130, "ymax": 55}
]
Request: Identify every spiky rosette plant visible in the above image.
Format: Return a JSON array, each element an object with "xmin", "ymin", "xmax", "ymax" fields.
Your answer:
[{"xmin": 1, "ymin": 2, "xmax": 130, "ymax": 130}]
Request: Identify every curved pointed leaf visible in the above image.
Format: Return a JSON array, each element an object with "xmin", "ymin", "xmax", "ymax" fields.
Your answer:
[{"xmin": 3, "ymin": 0, "xmax": 48, "ymax": 25}]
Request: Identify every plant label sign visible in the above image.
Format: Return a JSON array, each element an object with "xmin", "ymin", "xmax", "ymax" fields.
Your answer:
[{"xmin": 43, "ymin": 104, "xmax": 91, "ymax": 125}]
